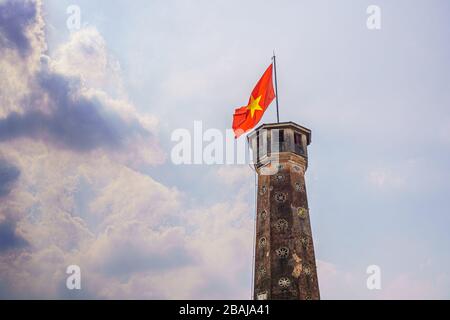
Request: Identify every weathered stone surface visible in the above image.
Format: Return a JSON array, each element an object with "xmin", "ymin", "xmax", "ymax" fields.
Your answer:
[{"xmin": 250, "ymin": 122, "xmax": 320, "ymax": 300}]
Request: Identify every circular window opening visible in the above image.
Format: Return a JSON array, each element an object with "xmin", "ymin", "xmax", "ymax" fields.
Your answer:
[
  {"xmin": 297, "ymin": 207, "xmax": 308, "ymax": 219},
  {"xmin": 276, "ymin": 247, "xmax": 290, "ymax": 259},
  {"xmin": 274, "ymin": 219, "xmax": 288, "ymax": 232},
  {"xmin": 295, "ymin": 182, "xmax": 304, "ymax": 192},
  {"xmin": 278, "ymin": 277, "xmax": 291, "ymax": 289},
  {"xmin": 260, "ymin": 210, "xmax": 267, "ymax": 221},
  {"xmin": 275, "ymin": 192, "xmax": 287, "ymax": 203}
]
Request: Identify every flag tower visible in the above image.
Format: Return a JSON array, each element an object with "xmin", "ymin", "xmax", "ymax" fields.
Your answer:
[
  {"xmin": 248, "ymin": 122, "xmax": 320, "ymax": 300},
  {"xmin": 231, "ymin": 55, "xmax": 320, "ymax": 300},
  {"xmin": 244, "ymin": 55, "xmax": 320, "ymax": 300}
]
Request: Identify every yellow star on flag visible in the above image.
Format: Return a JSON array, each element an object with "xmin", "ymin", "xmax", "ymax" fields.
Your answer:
[{"xmin": 247, "ymin": 95, "xmax": 263, "ymax": 118}]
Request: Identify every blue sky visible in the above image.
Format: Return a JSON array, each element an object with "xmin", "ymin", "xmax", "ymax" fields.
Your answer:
[{"xmin": 1, "ymin": 0, "xmax": 450, "ymax": 299}]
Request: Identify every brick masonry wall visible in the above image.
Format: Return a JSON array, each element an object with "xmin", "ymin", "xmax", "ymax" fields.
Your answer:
[{"xmin": 254, "ymin": 154, "xmax": 320, "ymax": 300}]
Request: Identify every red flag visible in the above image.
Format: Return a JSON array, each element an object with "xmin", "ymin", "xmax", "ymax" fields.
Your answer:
[{"xmin": 232, "ymin": 64, "xmax": 276, "ymax": 138}]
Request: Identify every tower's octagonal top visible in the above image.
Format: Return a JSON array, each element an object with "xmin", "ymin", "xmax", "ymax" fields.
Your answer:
[{"xmin": 248, "ymin": 121, "xmax": 312, "ymax": 169}]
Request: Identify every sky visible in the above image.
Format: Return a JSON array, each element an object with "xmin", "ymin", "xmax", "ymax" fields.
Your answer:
[{"xmin": 0, "ymin": 0, "xmax": 450, "ymax": 299}]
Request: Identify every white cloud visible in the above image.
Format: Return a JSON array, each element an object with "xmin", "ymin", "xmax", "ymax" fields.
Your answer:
[
  {"xmin": 0, "ymin": 0, "xmax": 254, "ymax": 299},
  {"xmin": 50, "ymin": 27, "xmax": 124, "ymax": 99},
  {"xmin": 216, "ymin": 165, "xmax": 253, "ymax": 186}
]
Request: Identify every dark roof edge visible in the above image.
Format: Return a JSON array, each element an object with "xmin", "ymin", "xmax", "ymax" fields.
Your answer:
[{"xmin": 248, "ymin": 121, "xmax": 312, "ymax": 145}]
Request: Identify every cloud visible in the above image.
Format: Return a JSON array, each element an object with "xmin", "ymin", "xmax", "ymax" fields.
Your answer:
[
  {"xmin": 0, "ymin": 0, "xmax": 162, "ymax": 165},
  {"xmin": 216, "ymin": 165, "xmax": 253, "ymax": 186},
  {"xmin": 0, "ymin": 0, "xmax": 38, "ymax": 55},
  {"xmin": 0, "ymin": 218, "xmax": 28, "ymax": 252},
  {"xmin": 0, "ymin": 1, "xmax": 275, "ymax": 298},
  {"xmin": 0, "ymin": 158, "xmax": 20, "ymax": 197},
  {"xmin": 316, "ymin": 260, "xmax": 364, "ymax": 300},
  {"xmin": 2, "ymin": 0, "xmax": 271, "ymax": 300},
  {"xmin": 0, "ymin": 0, "xmax": 184, "ymax": 299},
  {"xmin": 0, "ymin": 144, "xmax": 254, "ymax": 298},
  {"xmin": 85, "ymin": 225, "xmax": 195, "ymax": 277},
  {"xmin": 0, "ymin": 70, "xmax": 150, "ymax": 152},
  {"xmin": 50, "ymin": 27, "xmax": 125, "ymax": 98}
]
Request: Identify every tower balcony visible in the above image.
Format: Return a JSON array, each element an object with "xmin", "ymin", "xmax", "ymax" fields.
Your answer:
[{"xmin": 247, "ymin": 122, "xmax": 312, "ymax": 170}]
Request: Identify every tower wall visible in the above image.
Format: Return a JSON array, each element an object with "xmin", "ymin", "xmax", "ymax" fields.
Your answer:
[{"xmin": 250, "ymin": 122, "xmax": 320, "ymax": 300}]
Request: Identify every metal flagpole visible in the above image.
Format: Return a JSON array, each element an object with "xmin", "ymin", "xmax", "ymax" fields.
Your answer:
[{"xmin": 272, "ymin": 51, "xmax": 280, "ymax": 123}]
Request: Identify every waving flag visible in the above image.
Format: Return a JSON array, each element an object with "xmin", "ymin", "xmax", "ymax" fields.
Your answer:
[{"xmin": 232, "ymin": 63, "xmax": 276, "ymax": 138}]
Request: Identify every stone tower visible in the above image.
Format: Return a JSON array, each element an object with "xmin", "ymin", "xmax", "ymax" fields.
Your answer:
[{"xmin": 248, "ymin": 122, "xmax": 320, "ymax": 300}]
